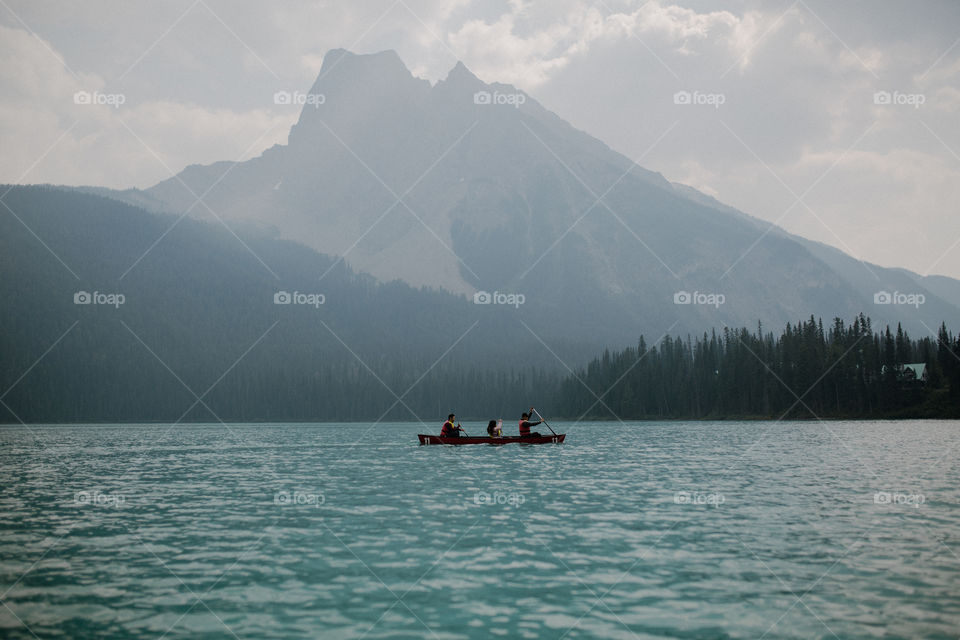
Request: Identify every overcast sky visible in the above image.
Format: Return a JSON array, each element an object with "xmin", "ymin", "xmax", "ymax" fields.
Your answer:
[{"xmin": 2, "ymin": 0, "xmax": 959, "ymax": 278}]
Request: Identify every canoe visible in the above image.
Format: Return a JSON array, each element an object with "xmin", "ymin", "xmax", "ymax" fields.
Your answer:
[{"xmin": 418, "ymin": 434, "xmax": 565, "ymax": 445}]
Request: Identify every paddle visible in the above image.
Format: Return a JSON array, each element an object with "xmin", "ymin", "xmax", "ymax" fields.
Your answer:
[
  {"xmin": 531, "ymin": 407, "xmax": 557, "ymax": 436},
  {"xmin": 457, "ymin": 422, "xmax": 468, "ymax": 436}
]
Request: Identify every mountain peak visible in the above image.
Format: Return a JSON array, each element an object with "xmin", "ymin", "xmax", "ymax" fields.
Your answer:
[
  {"xmin": 435, "ymin": 60, "xmax": 486, "ymax": 97},
  {"xmin": 318, "ymin": 47, "xmax": 350, "ymax": 72},
  {"xmin": 292, "ymin": 48, "xmax": 430, "ymax": 149},
  {"xmin": 307, "ymin": 49, "xmax": 413, "ymax": 96},
  {"xmin": 319, "ymin": 48, "xmax": 404, "ymax": 73},
  {"xmin": 447, "ymin": 61, "xmax": 477, "ymax": 81}
]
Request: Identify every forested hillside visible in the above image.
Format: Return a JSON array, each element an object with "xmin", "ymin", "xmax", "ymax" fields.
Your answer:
[
  {"xmin": 0, "ymin": 186, "xmax": 564, "ymax": 423},
  {"xmin": 559, "ymin": 316, "xmax": 960, "ymax": 420},
  {"xmin": 3, "ymin": 187, "xmax": 957, "ymax": 424}
]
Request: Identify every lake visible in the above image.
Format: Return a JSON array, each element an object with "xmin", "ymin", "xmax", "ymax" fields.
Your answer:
[{"xmin": 1, "ymin": 420, "xmax": 958, "ymax": 639}]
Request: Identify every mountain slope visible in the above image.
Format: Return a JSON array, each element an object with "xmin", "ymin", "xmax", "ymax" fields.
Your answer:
[
  {"xmin": 127, "ymin": 49, "xmax": 960, "ymax": 341},
  {"xmin": 0, "ymin": 186, "xmax": 576, "ymax": 423},
  {"xmin": 675, "ymin": 181, "xmax": 960, "ymax": 337}
]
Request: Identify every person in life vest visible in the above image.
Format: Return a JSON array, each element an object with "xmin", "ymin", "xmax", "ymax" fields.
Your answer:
[
  {"xmin": 487, "ymin": 419, "xmax": 503, "ymax": 437},
  {"xmin": 518, "ymin": 408, "xmax": 542, "ymax": 437},
  {"xmin": 440, "ymin": 414, "xmax": 464, "ymax": 437}
]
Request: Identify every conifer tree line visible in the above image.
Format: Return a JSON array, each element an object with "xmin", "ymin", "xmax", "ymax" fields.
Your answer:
[
  {"xmin": 557, "ymin": 315, "xmax": 960, "ymax": 420},
  {"xmin": 4, "ymin": 313, "xmax": 958, "ymax": 423}
]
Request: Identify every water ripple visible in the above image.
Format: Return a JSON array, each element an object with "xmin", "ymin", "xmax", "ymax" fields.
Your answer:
[{"xmin": 1, "ymin": 421, "xmax": 959, "ymax": 639}]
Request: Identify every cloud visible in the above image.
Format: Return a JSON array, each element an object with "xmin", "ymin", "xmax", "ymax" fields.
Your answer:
[
  {"xmin": 445, "ymin": 1, "xmax": 781, "ymax": 88},
  {"xmin": 447, "ymin": 7, "xmax": 584, "ymax": 87},
  {"xmin": 0, "ymin": 22, "xmax": 290, "ymax": 188},
  {"xmin": 781, "ymin": 146, "xmax": 960, "ymax": 272},
  {"xmin": 790, "ymin": 27, "xmax": 884, "ymax": 76}
]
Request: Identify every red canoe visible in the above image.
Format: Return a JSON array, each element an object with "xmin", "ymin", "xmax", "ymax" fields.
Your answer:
[{"xmin": 418, "ymin": 434, "xmax": 565, "ymax": 445}]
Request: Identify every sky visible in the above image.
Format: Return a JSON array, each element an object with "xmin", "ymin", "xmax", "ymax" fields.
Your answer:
[{"xmin": 2, "ymin": 0, "xmax": 959, "ymax": 279}]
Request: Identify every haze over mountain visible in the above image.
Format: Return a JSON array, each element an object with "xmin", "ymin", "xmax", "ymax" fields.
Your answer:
[
  {"xmin": 95, "ymin": 48, "xmax": 958, "ymax": 342},
  {"xmin": 0, "ymin": 186, "xmax": 569, "ymax": 423}
]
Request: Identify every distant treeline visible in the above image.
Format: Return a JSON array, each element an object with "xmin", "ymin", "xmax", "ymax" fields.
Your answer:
[{"xmin": 557, "ymin": 315, "xmax": 960, "ymax": 420}]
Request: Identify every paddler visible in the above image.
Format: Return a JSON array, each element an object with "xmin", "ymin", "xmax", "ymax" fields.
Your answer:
[
  {"xmin": 440, "ymin": 413, "xmax": 464, "ymax": 438},
  {"xmin": 518, "ymin": 408, "xmax": 543, "ymax": 437}
]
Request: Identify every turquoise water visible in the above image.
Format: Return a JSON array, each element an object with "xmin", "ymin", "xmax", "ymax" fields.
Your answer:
[{"xmin": 1, "ymin": 420, "xmax": 959, "ymax": 639}]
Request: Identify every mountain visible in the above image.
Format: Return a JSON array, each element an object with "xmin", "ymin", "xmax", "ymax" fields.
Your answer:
[
  {"xmin": 0, "ymin": 186, "xmax": 568, "ymax": 423},
  {"xmin": 97, "ymin": 49, "xmax": 956, "ymax": 341}
]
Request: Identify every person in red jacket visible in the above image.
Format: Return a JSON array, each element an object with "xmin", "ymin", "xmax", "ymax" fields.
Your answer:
[
  {"xmin": 518, "ymin": 408, "xmax": 542, "ymax": 437},
  {"xmin": 440, "ymin": 414, "xmax": 464, "ymax": 437}
]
